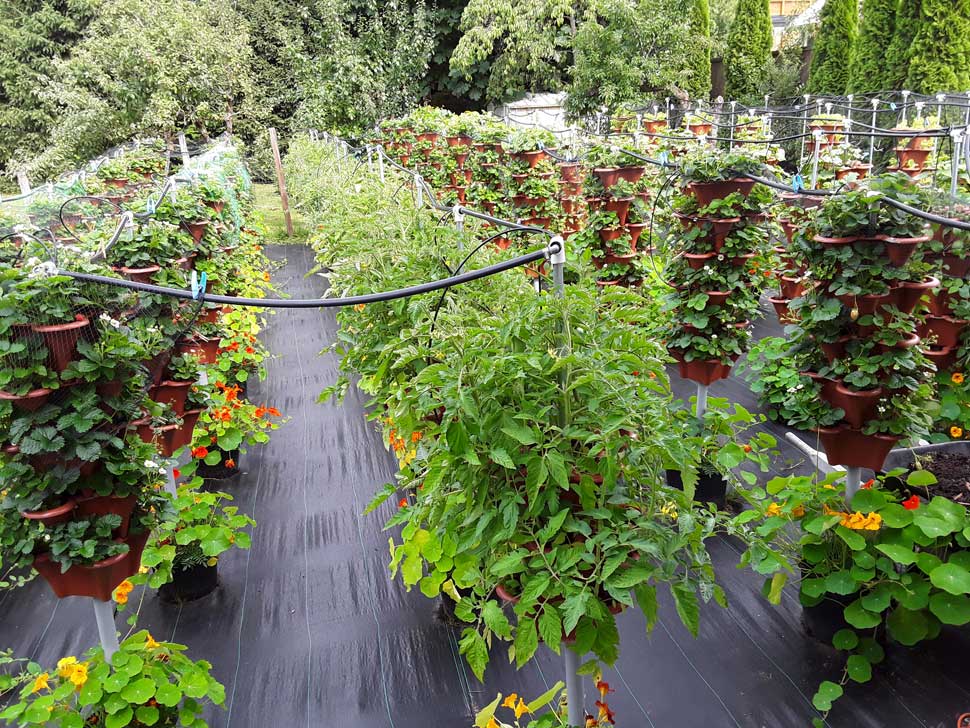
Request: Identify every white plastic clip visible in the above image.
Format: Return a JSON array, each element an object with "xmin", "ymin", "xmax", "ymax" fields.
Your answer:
[{"xmin": 548, "ymin": 235, "xmax": 566, "ymax": 266}]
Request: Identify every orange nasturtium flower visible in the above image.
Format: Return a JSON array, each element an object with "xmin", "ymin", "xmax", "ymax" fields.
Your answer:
[
  {"xmin": 192, "ymin": 446, "xmax": 209, "ymax": 459},
  {"xmin": 224, "ymin": 458, "xmax": 236, "ymax": 469},
  {"xmin": 952, "ymin": 426, "xmax": 964, "ymax": 439},
  {"xmin": 30, "ymin": 673, "xmax": 49, "ymax": 694},
  {"xmin": 952, "ymin": 372, "xmax": 965, "ymax": 385}
]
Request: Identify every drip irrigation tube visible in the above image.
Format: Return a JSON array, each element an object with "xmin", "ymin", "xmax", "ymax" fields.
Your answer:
[{"xmin": 63, "ymin": 242, "xmax": 559, "ymax": 309}]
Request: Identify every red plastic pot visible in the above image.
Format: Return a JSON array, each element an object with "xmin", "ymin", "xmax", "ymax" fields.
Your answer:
[
  {"xmin": 816, "ymin": 425, "xmax": 900, "ymax": 471},
  {"xmin": 643, "ymin": 120, "xmax": 667, "ymax": 134},
  {"xmin": 522, "ymin": 217, "xmax": 551, "ymax": 229},
  {"xmin": 605, "ymin": 197, "xmax": 632, "ymax": 226},
  {"xmin": 813, "ymin": 234, "xmax": 858, "ymax": 247},
  {"xmin": 926, "ymin": 289, "xmax": 953, "ymax": 317},
  {"xmin": 416, "ymin": 132, "xmax": 439, "ymax": 143},
  {"xmin": 0, "ymin": 387, "xmax": 53, "ymax": 412},
  {"xmin": 687, "ymin": 122, "xmax": 713, "ymax": 136},
  {"xmin": 627, "ymin": 223, "xmax": 647, "ymax": 249},
  {"xmin": 172, "ymin": 409, "xmax": 204, "ymax": 451},
  {"xmin": 685, "ymin": 252, "xmax": 716, "ymax": 270},
  {"xmin": 33, "ymin": 530, "xmax": 149, "ymax": 601},
  {"xmin": 586, "ymin": 196, "xmax": 605, "ymax": 212},
  {"xmin": 446, "ymin": 134, "xmax": 472, "ymax": 148},
  {"xmin": 114, "ymin": 265, "xmax": 161, "ymax": 284},
  {"xmin": 674, "ymin": 213, "xmax": 740, "ymax": 251},
  {"xmin": 835, "ymin": 164, "xmax": 872, "ymax": 181},
  {"xmin": 593, "ymin": 168, "xmax": 621, "ymax": 189},
  {"xmin": 895, "ymin": 148, "xmax": 931, "ymax": 170},
  {"xmin": 669, "ymin": 349, "xmax": 733, "ymax": 385},
  {"xmin": 561, "ymin": 182, "xmax": 583, "ymax": 197},
  {"xmin": 75, "ymin": 494, "xmax": 138, "ymax": 537},
  {"xmin": 802, "ymin": 371, "xmax": 838, "ymax": 400},
  {"xmin": 148, "ymin": 379, "xmax": 193, "ymax": 415},
  {"xmin": 703, "ymin": 290, "xmax": 731, "ymax": 306},
  {"xmin": 181, "ymin": 221, "xmax": 209, "ymax": 245},
  {"xmin": 687, "ymin": 178, "xmax": 756, "ymax": 207},
  {"xmin": 31, "ymin": 314, "xmax": 90, "ymax": 373},
  {"xmin": 559, "ymin": 163, "xmax": 582, "ymax": 183},
  {"xmin": 515, "ymin": 150, "xmax": 548, "ymax": 168},
  {"xmin": 603, "ymin": 253, "xmax": 637, "ymax": 265},
  {"xmin": 919, "ymin": 315, "xmax": 970, "ymax": 348},
  {"xmin": 889, "ymin": 276, "xmax": 939, "ymax": 314},
  {"xmin": 874, "ymin": 332, "xmax": 921, "ymax": 354},
  {"xmin": 598, "ymin": 227, "xmax": 625, "ymax": 244},
  {"xmin": 874, "ymin": 233, "xmax": 930, "ymax": 267},
  {"xmin": 560, "ymin": 198, "xmax": 581, "ymax": 215},
  {"xmin": 204, "ymin": 200, "xmax": 225, "ymax": 214},
  {"xmin": 769, "ymin": 296, "xmax": 798, "ymax": 323},
  {"xmin": 940, "ymin": 253, "xmax": 970, "ymax": 278},
  {"xmin": 827, "ymin": 383, "xmax": 884, "ymax": 430},
  {"xmin": 818, "ymin": 336, "xmax": 851, "ymax": 363},
  {"xmin": 176, "ymin": 336, "xmax": 220, "ymax": 365},
  {"xmin": 616, "ymin": 166, "xmax": 645, "ymax": 184},
  {"xmin": 22, "ymin": 499, "xmax": 76, "ymax": 527},
  {"xmin": 925, "ymin": 346, "xmax": 958, "ymax": 371},
  {"xmin": 778, "ymin": 218, "xmax": 799, "ymax": 244},
  {"xmin": 779, "ymin": 276, "xmax": 805, "ymax": 300}
]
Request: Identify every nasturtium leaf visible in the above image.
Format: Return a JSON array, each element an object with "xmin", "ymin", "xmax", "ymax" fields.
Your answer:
[
  {"xmin": 825, "ymin": 570, "xmax": 858, "ymax": 595},
  {"xmin": 844, "ymin": 599, "xmax": 882, "ymax": 629},
  {"xmin": 886, "ymin": 606, "xmax": 929, "ymax": 645},
  {"xmin": 875, "ymin": 544, "xmax": 917, "ymax": 565},
  {"xmin": 835, "ymin": 525, "xmax": 866, "ymax": 551},
  {"xmin": 832, "ymin": 629, "xmax": 858, "ymax": 650},
  {"xmin": 929, "ymin": 593, "xmax": 970, "ymax": 625},
  {"xmin": 135, "ymin": 706, "xmax": 160, "ymax": 726},
  {"xmin": 120, "ymin": 677, "xmax": 156, "ymax": 705},
  {"xmin": 856, "ymin": 637, "xmax": 885, "ymax": 664},
  {"xmin": 878, "ymin": 503, "xmax": 913, "ymax": 528},
  {"xmin": 812, "ymin": 680, "xmax": 843, "ymax": 711},
  {"xmin": 860, "ymin": 584, "xmax": 892, "ymax": 613},
  {"xmin": 906, "ymin": 469, "xmax": 937, "ymax": 487},
  {"xmin": 930, "ymin": 563, "xmax": 970, "ymax": 595},
  {"xmin": 849, "ymin": 489, "xmax": 886, "ymax": 513},
  {"xmin": 846, "ymin": 654, "xmax": 872, "ymax": 683},
  {"xmin": 105, "ymin": 706, "xmax": 133, "ymax": 728}
]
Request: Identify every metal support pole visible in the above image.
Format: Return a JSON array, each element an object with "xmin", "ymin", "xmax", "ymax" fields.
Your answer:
[
  {"xmin": 901, "ymin": 90, "xmax": 911, "ymax": 126},
  {"xmin": 844, "ymin": 466, "xmax": 862, "ymax": 504},
  {"xmin": 92, "ymin": 599, "xmax": 120, "ymax": 660},
  {"xmin": 951, "ymin": 131, "xmax": 963, "ymax": 200},
  {"xmin": 964, "ymin": 91, "xmax": 970, "ymax": 129},
  {"xmin": 367, "ymin": 146, "xmax": 373, "ymax": 173},
  {"xmin": 846, "ymin": 95, "xmax": 853, "ymax": 126},
  {"xmin": 551, "ymin": 236, "xmax": 566, "ymax": 298},
  {"xmin": 378, "ymin": 149, "xmax": 385, "ymax": 182},
  {"xmin": 415, "ymin": 175, "xmax": 424, "ymax": 209},
  {"xmin": 729, "ymin": 101, "xmax": 737, "ymax": 150},
  {"xmin": 695, "ymin": 383, "xmax": 709, "ymax": 422},
  {"xmin": 810, "ymin": 130, "xmax": 823, "ymax": 189},
  {"xmin": 799, "ymin": 95, "xmax": 810, "ymax": 167},
  {"xmin": 564, "ymin": 646, "xmax": 584, "ymax": 727},
  {"xmin": 164, "ymin": 466, "xmax": 177, "ymax": 496},
  {"xmin": 869, "ymin": 99, "xmax": 879, "ymax": 166},
  {"xmin": 453, "ymin": 205, "xmax": 464, "ymax": 251}
]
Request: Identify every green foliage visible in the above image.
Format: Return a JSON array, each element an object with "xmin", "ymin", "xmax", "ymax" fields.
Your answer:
[
  {"xmin": 565, "ymin": 0, "xmax": 703, "ymax": 117},
  {"xmin": 0, "ymin": 0, "xmax": 96, "ymax": 189},
  {"xmin": 685, "ymin": 0, "xmax": 713, "ymax": 99},
  {"xmin": 35, "ymin": 0, "xmax": 258, "ymax": 177},
  {"xmin": 724, "ymin": 0, "xmax": 772, "ymax": 102},
  {"xmin": 808, "ymin": 0, "xmax": 858, "ymax": 95},
  {"xmin": 849, "ymin": 0, "xmax": 896, "ymax": 92},
  {"xmin": 904, "ymin": 0, "xmax": 970, "ymax": 93},
  {"xmin": 295, "ymin": 1, "xmax": 435, "ymax": 135},
  {"xmin": 450, "ymin": 0, "xmax": 593, "ymax": 102},
  {"xmin": 884, "ymin": 0, "xmax": 921, "ymax": 89}
]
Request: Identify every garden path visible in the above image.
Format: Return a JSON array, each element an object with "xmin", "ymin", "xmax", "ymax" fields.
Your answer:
[{"xmin": 1, "ymin": 248, "xmax": 968, "ymax": 727}]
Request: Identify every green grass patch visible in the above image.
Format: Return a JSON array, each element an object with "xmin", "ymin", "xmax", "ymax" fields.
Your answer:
[{"xmin": 253, "ymin": 183, "xmax": 309, "ymax": 244}]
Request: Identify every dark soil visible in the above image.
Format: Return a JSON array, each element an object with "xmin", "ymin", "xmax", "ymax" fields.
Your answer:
[{"xmin": 918, "ymin": 452, "xmax": 970, "ymax": 505}]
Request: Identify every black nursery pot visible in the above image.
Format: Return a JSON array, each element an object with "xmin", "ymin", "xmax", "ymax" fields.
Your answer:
[
  {"xmin": 665, "ymin": 467, "xmax": 727, "ymax": 509},
  {"xmin": 195, "ymin": 448, "xmax": 241, "ymax": 480},
  {"xmin": 159, "ymin": 563, "xmax": 219, "ymax": 604}
]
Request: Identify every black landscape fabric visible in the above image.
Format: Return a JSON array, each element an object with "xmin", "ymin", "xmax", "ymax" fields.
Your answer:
[{"xmin": 2, "ymin": 245, "xmax": 969, "ymax": 727}]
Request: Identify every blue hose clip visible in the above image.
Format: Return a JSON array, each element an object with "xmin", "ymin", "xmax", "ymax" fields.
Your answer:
[
  {"xmin": 191, "ymin": 271, "xmax": 207, "ymax": 299},
  {"xmin": 792, "ymin": 174, "xmax": 804, "ymax": 192}
]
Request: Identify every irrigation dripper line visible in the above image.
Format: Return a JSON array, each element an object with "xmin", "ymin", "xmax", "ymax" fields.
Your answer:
[{"xmin": 63, "ymin": 243, "xmax": 558, "ymax": 309}]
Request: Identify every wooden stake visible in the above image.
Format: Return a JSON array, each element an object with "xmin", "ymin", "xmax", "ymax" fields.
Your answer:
[{"xmin": 268, "ymin": 127, "xmax": 294, "ymax": 238}]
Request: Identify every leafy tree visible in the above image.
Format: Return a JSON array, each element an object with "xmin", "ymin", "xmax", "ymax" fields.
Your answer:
[
  {"xmin": 34, "ymin": 0, "xmax": 257, "ymax": 178},
  {"xmin": 0, "ymin": 0, "xmax": 95, "ymax": 187},
  {"xmin": 849, "ymin": 0, "xmax": 896, "ymax": 92},
  {"xmin": 885, "ymin": 0, "xmax": 920, "ymax": 89},
  {"xmin": 904, "ymin": 0, "xmax": 970, "ymax": 93},
  {"xmin": 450, "ymin": 0, "xmax": 595, "ymax": 102},
  {"xmin": 724, "ymin": 0, "xmax": 772, "ymax": 101},
  {"xmin": 684, "ymin": 0, "xmax": 713, "ymax": 99},
  {"xmin": 296, "ymin": 1, "xmax": 435, "ymax": 134},
  {"xmin": 808, "ymin": 0, "xmax": 858, "ymax": 94},
  {"xmin": 566, "ymin": 0, "xmax": 702, "ymax": 116}
]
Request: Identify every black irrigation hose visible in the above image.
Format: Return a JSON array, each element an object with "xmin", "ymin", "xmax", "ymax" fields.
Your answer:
[{"xmin": 63, "ymin": 243, "xmax": 558, "ymax": 309}]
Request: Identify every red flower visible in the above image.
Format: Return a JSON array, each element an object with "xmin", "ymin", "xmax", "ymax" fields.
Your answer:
[
  {"xmin": 245, "ymin": 346, "xmax": 255, "ymax": 354},
  {"xmin": 172, "ymin": 468, "xmax": 181, "ymax": 479},
  {"xmin": 902, "ymin": 495, "xmax": 920, "ymax": 510},
  {"xmin": 862, "ymin": 479, "xmax": 874, "ymax": 490},
  {"xmin": 267, "ymin": 407, "xmax": 281, "ymax": 417},
  {"xmin": 224, "ymin": 458, "xmax": 236, "ymax": 469},
  {"xmin": 631, "ymin": 371, "xmax": 639, "ymax": 377},
  {"xmin": 398, "ymin": 498, "xmax": 408, "ymax": 508},
  {"xmin": 191, "ymin": 446, "xmax": 209, "ymax": 459}
]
